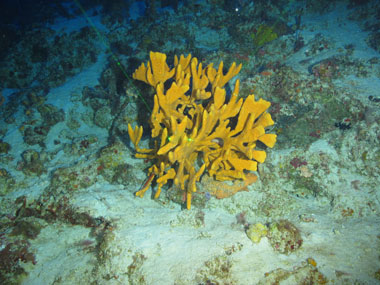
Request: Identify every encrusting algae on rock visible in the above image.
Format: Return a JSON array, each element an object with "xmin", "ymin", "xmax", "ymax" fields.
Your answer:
[{"xmin": 128, "ymin": 51, "xmax": 277, "ymax": 209}]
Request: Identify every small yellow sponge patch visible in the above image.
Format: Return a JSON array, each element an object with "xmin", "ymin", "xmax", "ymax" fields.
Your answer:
[
  {"xmin": 128, "ymin": 52, "xmax": 277, "ymax": 209},
  {"xmin": 247, "ymin": 223, "xmax": 268, "ymax": 243}
]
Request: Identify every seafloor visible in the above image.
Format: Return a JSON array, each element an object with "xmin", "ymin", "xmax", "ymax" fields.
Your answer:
[{"xmin": 0, "ymin": 0, "xmax": 380, "ymax": 284}]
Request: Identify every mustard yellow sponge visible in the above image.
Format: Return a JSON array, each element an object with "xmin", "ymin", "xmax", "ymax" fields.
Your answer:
[
  {"xmin": 128, "ymin": 51, "xmax": 276, "ymax": 209},
  {"xmin": 247, "ymin": 223, "xmax": 268, "ymax": 243}
]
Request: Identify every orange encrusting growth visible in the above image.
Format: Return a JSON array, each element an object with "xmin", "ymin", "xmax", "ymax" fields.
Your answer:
[
  {"xmin": 201, "ymin": 173, "xmax": 258, "ymax": 199},
  {"xmin": 128, "ymin": 51, "xmax": 277, "ymax": 209}
]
